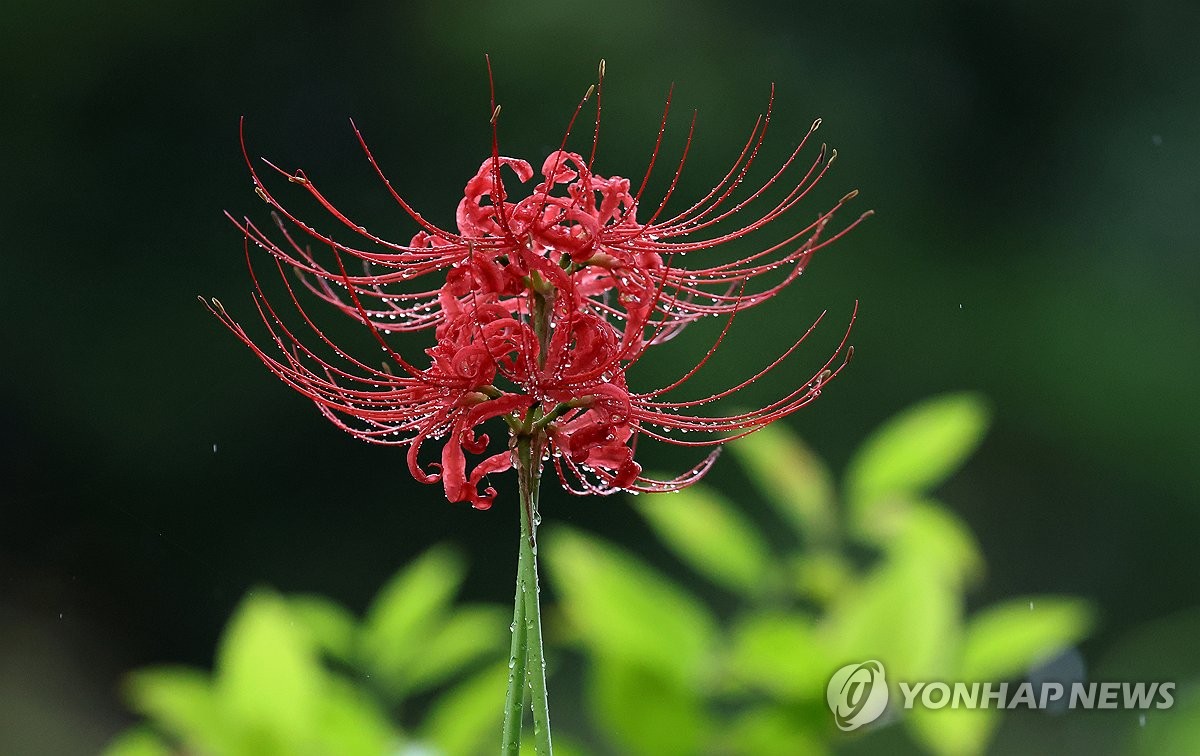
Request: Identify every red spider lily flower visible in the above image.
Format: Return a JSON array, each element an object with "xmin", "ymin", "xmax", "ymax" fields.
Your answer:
[
  {"xmin": 231, "ymin": 63, "xmax": 867, "ymax": 346},
  {"xmin": 207, "ymin": 64, "xmax": 867, "ymax": 508}
]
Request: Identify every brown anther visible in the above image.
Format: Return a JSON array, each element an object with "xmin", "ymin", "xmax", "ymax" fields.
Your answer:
[
  {"xmin": 585, "ymin": 252, "xmax": 619, "ymax": 269},
  {"xmin": 459, "ymin": 391, "xmax": 492, "ymax": 407},
  {"xmin": 839, "ymin": 189, "xmax": 859, "ymax": 204},
  {"xmin": 254, "ymin": 186, "xmax": 270, "ymax": 203},
  {"xmin": 490, "ymin": 104, "xmax": 501, "ymax": 124}
]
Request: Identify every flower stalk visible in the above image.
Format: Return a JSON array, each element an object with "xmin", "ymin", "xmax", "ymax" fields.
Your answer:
[
  {"xmin": 505, "ymin": 431, "xmax": 552, "ymax": 754},
  {"xmin": 500, "ymin": 490, "xmax": 529, "ymax": 753}
]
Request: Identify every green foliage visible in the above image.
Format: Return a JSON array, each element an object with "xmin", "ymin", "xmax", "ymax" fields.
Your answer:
[
  {"xmin": 215, "ymin": 591, "xmax": 325, "ymax": 752},
  {"xmin": 634, "ymin": 483, "xmax": 772, "ymax": 595},
  {"xmin": 359, "ymin": 545, "xmax": 486, "ymax": 698},
  {"xmin": 287, "ymin": 594, "xmax": 358, "ymax": 664},
  {"xmin": 103, "ymin": 727, "xmax": 173, "ymax": 756},
  {"xmin": 1134, "ymin": 686, "xmax": 1200, "ymax": 756},
  {"xmin": 112, "ymin": 590, "xmax": 398, "ymax": 756},
  {"xmin": 728, "ymin": 423, "xmax": 837, "ymax": 544},
  {"xmin": 959, "ymin": 597, "xmax": 1094, "ymax": 681},
  {"xmin": 418, "ymin": 662, "xmax": 512, "ymax": 755},
  {"xmin": 105, "ymin": 546, "xmax": 506, "ymax": 756},
  {"xmin": 120, "ymin": 667, "xmax": 224, "ymax": 753},
  {"xmin": 108, "ymin": 394, "xmax": 1132, "ymax": 755},
  {"xmin": 545, "ymin": 527, "xmax": 718, "ymax": 687},
  {"xmin": 844, "ymin": 392, "xmax": 989, "ymax": 539},
  {"xmin": 1097, "ymin": 609, "xmax": 1200, "ymax": 756},
  {"xmin": 557, "ymin": 393, "xmax": 1094, "ymax": 755},
  {"xmin": 588, "ymin": 661, "xmax": 711, "ymax": 756},
  {"xmin": 729, "ymin": 611, "xmax": 824, "ymax": 699}
]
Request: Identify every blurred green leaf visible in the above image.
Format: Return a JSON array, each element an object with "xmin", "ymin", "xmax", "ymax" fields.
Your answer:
[
  {"xmin": 215, "ymin": 590, "xmax": 323, "ymax": 754},
  {"xmin": 288, "ymin": 593, "xmax": 358, "ymax": 664},
  {"xmin": 886, "ymin": 501, "xmax": 984, "ymax": 587},
  {"xmin": 121, "ymin": 666, "xmax": 223, "ymax": 752},
  {"xmin": 845, "ymin": 393, "xmax": 990, "ymax": 525},
  {"xmin": 728, "ymin": 611, "xmax": 826, "ymax": 699},
  {"xmin": 634, "ymin": 482, "xmax": 771, "ymax": 594},
  {"xmin": 359, "ymin": 544, "xmax": 467, "ymax": 693},
  {"xmin": 544, "ymin": 527, "xmax": 718, "ymax": 685},
  {"xmin": 313, "ymin": 675, "xmax": 398, "ymax": 756},
  {"xmin": 723, "ymin": 708, "xmax": 829, "ymax": 756},
  {"xmin": 588, "ymin": 660, "xmax": 710, "ymax": 756},
  {"xmin": 1135, "ymin": 685, "xmax": 1200, "ymax": 756},
  {"xmin": 960, "ymin": 597, "xmax": 1094, "ymax": 681},
  {"xmin": 1094, "ymin": 607, "xmax": 1200, "ymax": 682},
  {"xmin": 729, "ymin": 423, "xmax": 837, "ymax": 543},
  {"xmin": 789, "ymin": 551, "xmax": 854, "ymax": 605},
  {"xmin": 420, "ymin": 661, "xmax": 509, "ymax": 756},
  {"xmin": 908, "ymin": 705, "xmax": 998, "ymax": 756},
  {"xmin": 823, "ymin": 556, "xmax": 960, "ymax": 682},
  {"xmin": 101, "ymin": 727, "xmax": 173, "ymax": 756},
  {"xmin": 518, "ymin": 739, "xmax": 590, "ymax": 756},
  {"xmin": 404, "ymin": 604, "xmax": 509, "ymax": 693}
]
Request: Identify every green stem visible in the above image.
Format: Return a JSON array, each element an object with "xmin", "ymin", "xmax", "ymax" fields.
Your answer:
[
  {"xmin": 501, "ymin": 434, "xmax": 553, "ymax": 755},
  {"xmin": 500, "ymin": 541, "xmax": 528, "ymax": 754}
]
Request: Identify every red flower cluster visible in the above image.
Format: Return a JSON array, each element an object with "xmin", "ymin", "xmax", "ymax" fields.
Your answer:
[{"xmin": 206, "ymin": 66, "xmax": 867, "ymax": 510}]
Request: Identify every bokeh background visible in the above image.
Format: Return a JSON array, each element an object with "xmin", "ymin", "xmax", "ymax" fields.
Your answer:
[{"xmin": 3, "ymin": 0, "xmax": 1198, "ymax": 753}]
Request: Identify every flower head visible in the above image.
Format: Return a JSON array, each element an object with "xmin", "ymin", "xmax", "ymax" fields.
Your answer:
[{"xmin": 206, "ymin": 62, "xmax": 868, "ymax": 509}]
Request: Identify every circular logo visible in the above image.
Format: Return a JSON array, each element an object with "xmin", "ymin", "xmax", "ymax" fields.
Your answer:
[{"xmin": 827, "ymin": 660, "xmax": 889, "ymax": 731}]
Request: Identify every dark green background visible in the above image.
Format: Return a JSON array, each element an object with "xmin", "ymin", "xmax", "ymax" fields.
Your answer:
[{"xmin": 3, "ymin": 0, "xmax": 1197, "ymax": 752}]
